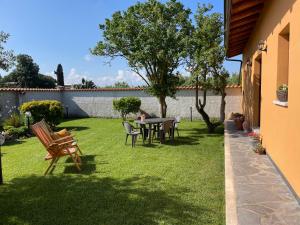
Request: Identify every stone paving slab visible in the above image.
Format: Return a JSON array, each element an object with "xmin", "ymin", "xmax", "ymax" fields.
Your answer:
[{"xmin": 225, "ymin": 120, "xmax": 300, "ymax": 225}]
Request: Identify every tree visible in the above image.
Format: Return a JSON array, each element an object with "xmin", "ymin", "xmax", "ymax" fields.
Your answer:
[
  {"xmin": 0, "ymin": 54, "xmax": 56, "ymax": 88},
  {"xmin": 227, "ymin": 72, "xmax": 240, "ymax": 85},
  {"xmin": 73, "ymin": 78, "xmax": 96, "ymax": 89},
  {"xmin": 92, "ymin": 0, "xmax": 192, "ymax": 118},
  {"xmin": 2, "ymin": 54, "xmax": 39, "ymax": 87},
  {"xmin": 212, "ymin": 69, "xmax": 229, "ymax": 123},
  {"xmin": 186, "ymin": 4, "xmax": 226, "ymax": 132},
  {"xmin": 36, "ymin": 74, "xmax": 56, "ymax": 88},
  {"xmin": 113, "ymin": 97, "xmax": 141, "ymax": 120},
  {"xmin": 114, "ymin": 81, "xmax": 130, "ymax": 88},
  {"xmin": 54, "ymin": 64, "xmax": 64, "ymax": 86},
  {"xmin": 0, "ymin": 31, "xmax": 15, "ymax": 73}
]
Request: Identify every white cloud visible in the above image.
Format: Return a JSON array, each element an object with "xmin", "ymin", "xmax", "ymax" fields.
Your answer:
[
  {"xmin": 65, "ymin": 68, "xmax": 87, "ymax": 85},
  {"xmin": 84, "ymin": 54, "xmax": 93, "ymax": 62},
  {"xmin": 46, "ymin": 68, "xmax": 146, "ymax": 87},
  {"xmin": 96, "ymin": 70, "xmax": 144, "ymax": 87}
]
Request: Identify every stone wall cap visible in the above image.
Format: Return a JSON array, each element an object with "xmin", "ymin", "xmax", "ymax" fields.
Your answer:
[{"xmin": 0, "ymin": 85, "xmax": 241, "ymax": 92}]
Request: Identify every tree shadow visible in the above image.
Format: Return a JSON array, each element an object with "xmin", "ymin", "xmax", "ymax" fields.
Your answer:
[
  {"xmin": 0, "ymin": 175, "xmax": 214, "ymax": 225},
  {"xmin": 136, "ymin": 126, "xmax": 224, "ymax": 148},
  {"xmin": 63, "ymin": 155, "xmax": 108, "ymax": 175},
  {"xmin": 2, "ymin": 139, "xmax": 26, "ymax": 147},
  {"xmin": 53, "ymin": 126, "xmax": 89, "ymax": 132}
]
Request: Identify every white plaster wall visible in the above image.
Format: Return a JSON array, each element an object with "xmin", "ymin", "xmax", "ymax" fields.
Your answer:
[
  {"xmin": 0, "ymin": 88, "xmax": 242, "ymax": 120},
  {"xmin": 0, "ymin": 92, "xmax": 18, "ymax": 122}
]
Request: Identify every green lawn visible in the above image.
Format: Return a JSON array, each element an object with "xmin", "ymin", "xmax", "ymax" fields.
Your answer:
[{"xmin": 0, "ymin": 118, "xmax": 224, "ymax": 225}]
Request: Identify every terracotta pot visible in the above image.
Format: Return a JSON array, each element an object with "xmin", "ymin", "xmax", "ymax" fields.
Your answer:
[{"xmin": 234, "ymin": 116, "xmax": 244, "ymax": 130}]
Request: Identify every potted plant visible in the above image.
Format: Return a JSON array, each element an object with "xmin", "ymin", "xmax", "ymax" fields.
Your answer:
[{"xmin": 277, "ymin": 84, "xmax": 288, "ymax": 102}]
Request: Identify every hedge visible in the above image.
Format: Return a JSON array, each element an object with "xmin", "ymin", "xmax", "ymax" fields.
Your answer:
[{"xmin": 20, "ymin": 100, "xmax": 63, "ymax": 126}]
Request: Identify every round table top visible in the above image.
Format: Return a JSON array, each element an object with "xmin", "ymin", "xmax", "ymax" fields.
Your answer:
[{"xmin": 135, "ymin": 117, "xmax": 175, "ymax": 124}]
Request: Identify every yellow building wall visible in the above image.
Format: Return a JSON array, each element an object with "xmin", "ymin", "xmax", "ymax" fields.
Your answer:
[{"xmin": 241, "ymin": 0, "xmax": 300, "ymax": 197}]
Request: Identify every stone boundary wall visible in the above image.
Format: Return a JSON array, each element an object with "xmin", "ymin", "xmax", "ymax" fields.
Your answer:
[{"xmin": 0, "ymin": 87, "xmax": 242, "ymax": 121}]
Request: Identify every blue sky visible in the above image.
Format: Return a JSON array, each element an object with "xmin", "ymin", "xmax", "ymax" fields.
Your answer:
[{"xmin": 0, "ymin": 0, "xmax": 240, "ymax": 86}]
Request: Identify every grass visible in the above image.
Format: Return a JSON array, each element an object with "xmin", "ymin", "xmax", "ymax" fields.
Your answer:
[{"xmin": 0, "ymin": 118, "xmax": 224, "ymax": 225}]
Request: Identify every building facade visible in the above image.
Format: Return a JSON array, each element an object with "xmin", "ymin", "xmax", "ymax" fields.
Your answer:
[{"xmin": 225, "ymin": 0, "xmax": 300, "ymax": 198}]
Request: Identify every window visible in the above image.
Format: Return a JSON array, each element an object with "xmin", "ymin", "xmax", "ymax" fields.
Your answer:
[
  {"xmin": 275, "ymin": 24, "xmax": 290, "ymax": 104},
  {"xmin": 277, "ymin": 24, "xmax": 290, "ymax": 88}
]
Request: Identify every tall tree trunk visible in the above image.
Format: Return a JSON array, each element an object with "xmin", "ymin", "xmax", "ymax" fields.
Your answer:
[
  {"xmin": 159, "ymin": 96, "xmax": 167, "ymax": 118},
  {"xmin": 195, "ymin": 75, "xmax": 216, "ymax": 133},
  {"xmin": 220, "ymin": 91, "xmax": 226, "ymax": 123}
]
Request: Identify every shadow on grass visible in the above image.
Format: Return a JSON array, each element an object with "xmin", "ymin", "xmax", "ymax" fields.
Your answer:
[
  {"xmin": 137, "ymin": 126, "xmax": 224, "ymax": 148},
  {"xmin": 63, "ymin": 155, "xmax": 108, "ymax": 175},
  {"xmin": 2, "ymin": 139, "xmax": 27, "ymax": 147},
  {"xmin": 0, "ymin": 175, "xmax": 213, "ymax": 225},
  {"xmin": 53, "ymin": 126, "xmax": 90, "ymax": 132}
]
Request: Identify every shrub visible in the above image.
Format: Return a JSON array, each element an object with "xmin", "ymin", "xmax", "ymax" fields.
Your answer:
[
  {"xmin": 20, "ymin": 100, "xmax": 63, "ymax": 126},
  {"xmin": 3, "ymin": 113, "xmax": 24, "ymax": 128},
  {"xmin": 113, "ymin": 97, "xmax": 141, "ymax": 120},
  {"xmin": 4, "ymin": 126, "xmax": 28, "ymax": 138}
]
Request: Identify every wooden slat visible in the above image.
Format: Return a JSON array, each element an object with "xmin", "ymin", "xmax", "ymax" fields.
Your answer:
[
  {"xmin": 230, "ymin": 25, "xmax": 255, "ymax": 35},
  {"xmin": 228, "ymin": 44, "xmax": 247, "ymax": 52},
  {"xmin": 232, "ymin": 1, "xmax": 264, "ymax": 15},
  {"xmin": 226, "ymin": 0, "xmax": 266, "ymax": 57},
  {"xmin": 230, "ymin": 15, "xmax": 258, "ymax": 29},
  {"xmin": 229, "ymin": 31, "xmax": 252, "ymax": 41},
  {"xmin": 231, "ymin": 5, "xmax": 263, "ymax": 23},
  {"xmin": 232, "ymin": 0, "xmax": 246, "ymax": 4}
]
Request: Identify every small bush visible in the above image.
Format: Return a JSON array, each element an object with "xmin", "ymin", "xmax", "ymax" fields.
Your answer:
[
  {"xmin": 20, "ymin": 100, "xmax": 63, "ymax": 126},
  {"xmin": 5, "ymin": 126, "xmax": 28, "ymax": 138},
  {"xmin": 113, "ymin": 97, "xmax": 141, "ymax": 120},
  {"xmin": 3, "ymin": 113, "xmax": 24, "ymax": 128}
]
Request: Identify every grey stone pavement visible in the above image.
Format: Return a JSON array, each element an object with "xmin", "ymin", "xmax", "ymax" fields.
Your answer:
[{"xmin": 225, "ymin": 120, "xmax": 300, "ymax": 225}]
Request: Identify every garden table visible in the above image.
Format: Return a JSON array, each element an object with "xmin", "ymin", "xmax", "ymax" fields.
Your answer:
[{"xmin": 135, "ymin": 117, "xmax": 175, "ymax": 144}]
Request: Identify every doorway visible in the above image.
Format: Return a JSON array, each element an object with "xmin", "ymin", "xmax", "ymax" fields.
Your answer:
[{"xmin": 253, "ymin": 55, "xmax": 262, "ymax": 128}]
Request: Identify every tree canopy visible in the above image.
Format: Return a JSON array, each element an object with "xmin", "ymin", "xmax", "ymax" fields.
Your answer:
[
  {"xmin": 0, "ymin": 31, "xmax": 15, "ymax": 73},
  {"xmin": 92, "ymin": 0, "xmax": 192, "ymax": 117},
  {"xmin": 0, "ymin": 54, "xmax": 56, "ymax": 88},
  {"xmin": 54, "ymin": 64, "xmax": 64, "ymax": 86},
  {"xmin": 186, "ymin": 4, "xmax": 228, "ymax": 132}
]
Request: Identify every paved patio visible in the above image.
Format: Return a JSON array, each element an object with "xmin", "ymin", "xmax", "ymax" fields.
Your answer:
[{"xmin": 225, "ymin": 120, "xmax": 300, "ymax": 225}]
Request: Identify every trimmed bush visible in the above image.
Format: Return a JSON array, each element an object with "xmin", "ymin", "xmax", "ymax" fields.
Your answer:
[
  {"xmin": 20, "ymin": 100, "xmax": 63, "ymax": 126},
  {"xmin": 113, "ymin": 97, "xmax": 141, "ymax": 120}
]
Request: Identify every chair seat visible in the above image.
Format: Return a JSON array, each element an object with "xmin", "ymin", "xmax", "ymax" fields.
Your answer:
[
  {"xmin": 45, "ymin": 147, "xmax": 77, "ymax": 160},
  {"xmin": 130, "ymin": 131, "xmax": 140, "ymax": 135}
]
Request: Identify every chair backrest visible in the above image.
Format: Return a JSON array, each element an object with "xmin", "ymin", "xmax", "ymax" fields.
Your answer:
[
  {"xmin": 162, "ymin": 120, "xmax": 174, "ymax": 133},
  {"xmin": 122, "ymin": 122, "xmax": 132, "ymax": 134},
  {"xmin": 40, "ymin": 119, "xmax": 53, "ymax": 134},
  {"xmin": 31, "ymin": 120, "xmax": 54, "ymax": 149}
]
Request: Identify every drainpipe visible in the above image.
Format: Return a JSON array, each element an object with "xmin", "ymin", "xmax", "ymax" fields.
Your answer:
[{"xmin": 225, "ymin": 57, "xmax": 243, "ymax": 85}]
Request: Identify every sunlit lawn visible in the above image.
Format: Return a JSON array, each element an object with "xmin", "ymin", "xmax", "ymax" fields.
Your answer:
[{"xmin": 0, "ymin": 118, "xmax": 224, "ymax": 225}]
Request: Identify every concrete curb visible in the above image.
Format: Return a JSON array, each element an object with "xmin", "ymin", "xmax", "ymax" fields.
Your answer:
[{"xmin": 224, "ymin": 121, "xmax": 238, "ymax": 225}]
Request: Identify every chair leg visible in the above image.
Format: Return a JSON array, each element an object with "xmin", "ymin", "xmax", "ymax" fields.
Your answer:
[
  {"xmin": 125, "ymin": 134, "xmax": 129, "ymax": 145},
  {"xmin": 76, "ymin": 144, "xmax": 83, "ymax": 155},
  {"xmin": 49, "ymin": 157, "xmax": 60, "ymax": 174},
  {"xmin": 66, "ymin": 149, "xmax": 81, "ymax": 171},
  {"xmin": 131, "ymin": 135, "xmax": 134, "ymax": 148},
  {"xmin": 176, "ymin": 128, "xmax": 179, "ymax": 137},
  {"xmin": 133, "ymin": 135, "xmax": 136, "ymax": 147},
  {"xmin": 44, "ymin": 158, "xmax": 56, "ymax": 176}
]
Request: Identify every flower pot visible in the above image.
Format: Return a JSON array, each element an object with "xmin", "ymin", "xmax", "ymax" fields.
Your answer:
[
  {"xmin": 234, "ymin": 116, "xmax": 244, "ymax": 130},
  {"xmin": 277, "ymin": 90, "xmax": 288, "ymax": 102}
]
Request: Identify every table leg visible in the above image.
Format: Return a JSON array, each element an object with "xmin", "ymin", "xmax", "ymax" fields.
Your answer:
[{"xmin": 148, "ymin": 124, "xmax": 152, "ymax": 144}]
